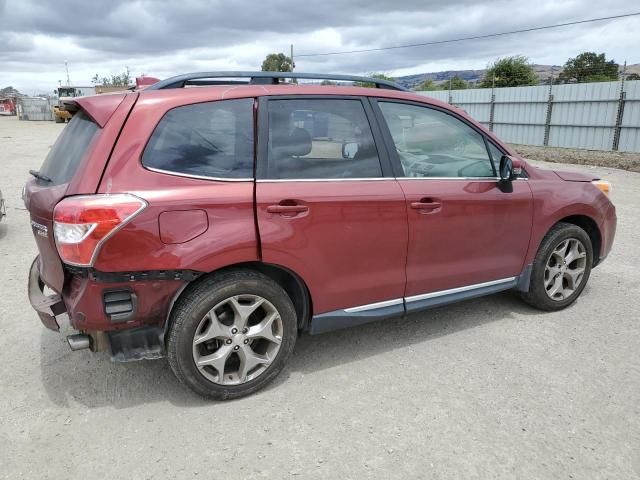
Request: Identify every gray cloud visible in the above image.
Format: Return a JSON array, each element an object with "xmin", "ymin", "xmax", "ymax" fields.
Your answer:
[{"xmin": 0, "ymin": 0, "xmax": 638, "ymax": 93}]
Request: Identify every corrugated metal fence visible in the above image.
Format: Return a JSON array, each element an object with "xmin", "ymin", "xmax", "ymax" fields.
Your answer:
[
  {"xmin": 418, "ymin": 80, "xmax": 640, "ymax": 153},
  {"xmin": 16, "ymin": 97, "xmax": 57, "ymax": 121}
]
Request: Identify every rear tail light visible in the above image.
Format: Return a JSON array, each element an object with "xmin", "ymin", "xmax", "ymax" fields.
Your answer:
[{"xmin": 53, "ymin": 194, "xmax": 147, "ymax": 266}]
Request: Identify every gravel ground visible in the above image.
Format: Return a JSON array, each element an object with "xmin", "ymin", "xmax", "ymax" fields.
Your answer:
[
  {"xmin": 510, "ymin": 144, "xmax": 640, "ymax": 173},
  {"xmin": 1, "ymin": 116, "xmax": 639, "ymax": 479}
]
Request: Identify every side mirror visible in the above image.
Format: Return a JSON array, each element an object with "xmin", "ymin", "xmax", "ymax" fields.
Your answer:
[
  {"xmin": 499, "ymin": 155, "xmax": 522, "ymax": 182},
  {"xmin": 499, "ymin": 155, "xmax": 513, "ymax": 181},
  {"xmin": 342, "ymin": 142, "xmax": 359, "ymax": 159}
]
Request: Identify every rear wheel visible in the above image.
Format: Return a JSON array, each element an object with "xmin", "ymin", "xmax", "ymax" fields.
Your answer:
[
  {"xmin": 167, "ymin": 270, "xmax": 297, "ymax": 399},
  {"xmin": 54, "ymin": 115, "xmax": 64, "ymax": 123},
  {"xmin": 520, "ymin": 222, "xmax": 593, "ymax": 311}
]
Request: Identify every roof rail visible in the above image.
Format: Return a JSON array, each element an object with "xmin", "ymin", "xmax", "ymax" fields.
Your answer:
[{"xmin": 145, "ymin": 71, "xmax": 408, "ymax": 91}]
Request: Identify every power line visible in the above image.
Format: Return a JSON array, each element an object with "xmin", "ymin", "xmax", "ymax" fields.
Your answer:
[{"xmin": 296, "ymin": 12, "xmax": 640, "ymax": 57}]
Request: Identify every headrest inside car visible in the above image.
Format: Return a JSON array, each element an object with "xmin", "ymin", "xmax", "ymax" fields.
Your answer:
[{"xmin": 273, "ymin": 127, "xmax": 312, "ymax": 157}]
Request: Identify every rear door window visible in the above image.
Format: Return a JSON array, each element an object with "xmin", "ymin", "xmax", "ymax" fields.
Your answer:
[
  {"xmin": 142, "ymin": 98, "xmax": 254, "ymax": 179},
  {"xmin": 39, "ymin": 110, "xmax": 99, "ymax": 185},
  {"xmin": 265, "ymin": 99, "xmax": 382, "ymax": 179}
]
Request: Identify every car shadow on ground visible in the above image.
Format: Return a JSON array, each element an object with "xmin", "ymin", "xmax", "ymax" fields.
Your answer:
[{"xmin": 38, "ymin": 290, "xmax": 567, "ymax": 409}]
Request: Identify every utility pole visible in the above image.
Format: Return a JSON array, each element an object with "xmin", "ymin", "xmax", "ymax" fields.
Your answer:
[
  {"xmin": 290, "ymin": 44, "xmax": 294, "ymax": 72},
  {"xmin": 612, "ymin": 61, "xmax": 627, "ymax": 151},
  {"xmin": 489, "ymin": 74, "xmax": 496, "ymax": 132},
  {"xmin": 64, "ymin": 61, "xmax": 71, "ymax": 86}
]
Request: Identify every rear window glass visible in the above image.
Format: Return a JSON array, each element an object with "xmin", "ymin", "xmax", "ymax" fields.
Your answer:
[
  {"xmin": 141, "ymin": 99, "xmax": 254, "ymax": 179},
  {"xmin": 39, "ymin": 110, "xmax": 99, "ymax": 185},
  {"xmin": 266, "ymin": 99, "xmax": 382, "ymax": 179}
]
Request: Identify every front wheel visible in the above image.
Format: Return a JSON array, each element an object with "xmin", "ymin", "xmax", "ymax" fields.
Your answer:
[
  {"xmin": 520, "ymin": 222, "xmax": 593, "ymax": 311},
  {"xmin": 167, "ymin": 270, "xmax": 297, "ymax": 399}
]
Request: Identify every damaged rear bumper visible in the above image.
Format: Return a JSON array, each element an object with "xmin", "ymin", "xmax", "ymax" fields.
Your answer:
[
  {"xmin": 28, "ymin": 255, "xmax": 191, "ymax": 361},
  {"xmin": 28, "ymin": 256, "xmax": 66, "ymax": 331}
]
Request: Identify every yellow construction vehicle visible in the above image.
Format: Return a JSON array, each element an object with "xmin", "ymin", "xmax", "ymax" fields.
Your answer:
[{"xmin": 52, "ymin": 85, "xmax": 130, "ymax": 123}]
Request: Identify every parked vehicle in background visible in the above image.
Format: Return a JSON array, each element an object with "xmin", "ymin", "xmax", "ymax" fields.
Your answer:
[
  {"xmin": 53, "ymin": 85, "xmax": 130, "ymax": 123},
  {"xmin": 52, "ymin": 86, "xmax": 96, "ymax": 123},
  {"xmin": 25, "ymin": 72, "xmax": 616, "ymax": 399},
  {"xmin": 0, "ymin": 97, "xmax": 17, "ymax": 116}
]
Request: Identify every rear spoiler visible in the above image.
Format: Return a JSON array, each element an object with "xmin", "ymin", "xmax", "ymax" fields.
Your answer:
[
  {"xmin": 135, "ymin": 76, "xmax": 160, "ymax": 89},
  {"xmin": 62, "ymin": 92, "xmax": 135, "ymax": 128}
]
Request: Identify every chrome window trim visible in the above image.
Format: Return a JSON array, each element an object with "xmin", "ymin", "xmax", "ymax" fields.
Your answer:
[
  {"xmin": 144, "ymin": 171, "xmax": 527, "ymax": 183},
  {"xmin": 256, "ymin": 177, "xmax": 391, "ymax": 183},
  {"xmin": 145, "ymin": 166, "xmax": 253, "ymax": 182},
  {"xmin": 257, "ymin": 176, "xmax": 528, "ymax": 182},
  {"xmin": 344, "ymin": 298, "xmax": 404, "ymax": 313},
  {"xmin": 396, "ymin": 176, "xmax": 500, "ymax": 181},
  {"xmin": 404, "ymin": 277, "xmax": 517, "ymax": 303},
  {"xmin": 397, "ymin": 176, "xmax": 528, "ymax": 181}
]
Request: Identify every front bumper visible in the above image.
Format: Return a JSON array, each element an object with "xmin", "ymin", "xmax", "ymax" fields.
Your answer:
[
  {"xmin": 598, "ymin": 203, "xmax": 617, "ymax": 265},
  {"xmin": 28, "ymin": 257, "xmax": 66, "ymax": 331}
]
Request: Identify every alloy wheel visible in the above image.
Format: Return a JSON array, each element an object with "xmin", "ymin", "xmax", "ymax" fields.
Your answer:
[
  {"xmin": 544, "ymin": 238, "xmax": 587, "ymax": 301},
  {"xmin": 192, "ymin": 294, "xmax": 283, "ymax": 385}
]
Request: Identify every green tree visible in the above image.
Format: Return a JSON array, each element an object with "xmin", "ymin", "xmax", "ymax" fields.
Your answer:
[
  {"xmin": 559, "ymin": 52, "xmax": 618, "ymax": 83},
  {"xmin": 415, "ymin": 79, "xmax": 439, "ymax": 90},
  {"xmin": 0, "ymin": 86, "xmax": 21, "ymax": 96},
  {"xmin": 448, "ymin": 75, "xmax": 468, "ymax": 90},
  {"xmin": 91, "ymin": 67, "xmax": 131, "ymax": 87},
  {"xmin": 353, "ymin": 73, "xmax": 395, "ymax": 88},
  {"xmin": 626, "ymin": 73, "xmax": 640, "ymax": 81},
  {"xmin": 261, "ymin": 53, "xmax": 294, "ymax": 72},
  {"xmin": 480, "ymin": 56, "xmax": 537, "ymax": 88}
]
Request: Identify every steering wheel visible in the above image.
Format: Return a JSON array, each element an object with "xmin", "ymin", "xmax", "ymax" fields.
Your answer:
[
  {"xmin": 458, "ymin": 160, "xmax": 493, "ymax": 178},
  {"xmin": 399, "ymin": 151, "xmax": 435, "ymax": 177}
]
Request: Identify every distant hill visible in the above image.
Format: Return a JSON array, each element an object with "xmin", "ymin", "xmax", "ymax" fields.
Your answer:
[{"xmin": 395, "ymin": 64, "xmax": 639, "ymax": 89}]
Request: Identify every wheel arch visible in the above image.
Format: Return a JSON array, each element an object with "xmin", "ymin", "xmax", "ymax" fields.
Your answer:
[
  {"xmin": 162, "ymin": 261, "xmax": 313, "ymax": 342},
  {"xmin": 556, "ymin": 214, "xmax": 602, "ymax": 266}
]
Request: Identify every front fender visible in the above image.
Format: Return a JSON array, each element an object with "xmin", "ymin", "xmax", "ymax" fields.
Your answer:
[{"xmin": 524, "ymin": 180, "xmax": 610, "ymax": 265}]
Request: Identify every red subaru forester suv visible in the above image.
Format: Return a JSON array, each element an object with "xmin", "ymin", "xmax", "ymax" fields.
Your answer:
[{"xmin": 26, "ymin": 72, "xmax": 616, "ymax": 399}]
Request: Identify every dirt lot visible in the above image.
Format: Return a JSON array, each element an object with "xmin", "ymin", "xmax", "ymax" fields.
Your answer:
[
  {"xmin": 511, "ymin": 144, "xmax": 640, "ymax": 173},
  {"xmin": 0, "ymin": 116, "xmax": 639, "ymax": 479}
]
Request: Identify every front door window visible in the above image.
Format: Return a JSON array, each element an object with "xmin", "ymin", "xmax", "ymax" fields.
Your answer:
[{"xmin": 378, "ymin": 101, "xmax": 495, "ymax": 178}]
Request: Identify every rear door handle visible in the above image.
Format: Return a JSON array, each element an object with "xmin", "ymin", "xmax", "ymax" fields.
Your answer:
[{"xmin": 267, "ymin": 203, "xmax": 309, "ymax": 216}]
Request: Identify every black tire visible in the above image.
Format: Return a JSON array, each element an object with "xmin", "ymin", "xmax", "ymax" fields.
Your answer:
[
  {"xmin": 167, "ymin": 270, "xmax": 297, "ymax": 400},
  {"xmin": 520, "ymin": 222, "xmax": 593, "ymax": 311},
  {"xmin": 54, "ymin": 116, "xmax": 64, "ymax": 123}
]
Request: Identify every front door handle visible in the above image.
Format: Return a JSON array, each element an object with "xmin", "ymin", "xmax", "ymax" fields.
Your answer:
[{"xmin": 410, "ymin": 198, "xmax": 442, "ymax": 213}]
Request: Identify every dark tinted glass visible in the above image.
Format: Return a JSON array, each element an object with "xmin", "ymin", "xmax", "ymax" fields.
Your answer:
[
  {"xmin": 266, "ymin": 99, "xmax": 382, "ymax": 179},
  {"xmin": 39, "ymin": 110, "xmax": 99, "ymax": 185},
  {"xmin": 379, "ymin": 102, "xmax": 494, "ymax": 178},
  {"xmin": 142, "ymin": 99, "xmax": 254, "ymax": 179},
  {"xmin": 487, "ymin": 141, "xmax": 504, "ymax": 173}
]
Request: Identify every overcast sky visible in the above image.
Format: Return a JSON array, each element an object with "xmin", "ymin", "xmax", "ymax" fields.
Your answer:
[{"xmin": 0, "ymin": 0, "xmax": 638, "ymax": 94}]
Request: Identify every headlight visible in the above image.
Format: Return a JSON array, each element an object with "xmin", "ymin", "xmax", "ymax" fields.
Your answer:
[{"xmin": 592, "ymin": 180, "xmax": 612, "ymax": 197}]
